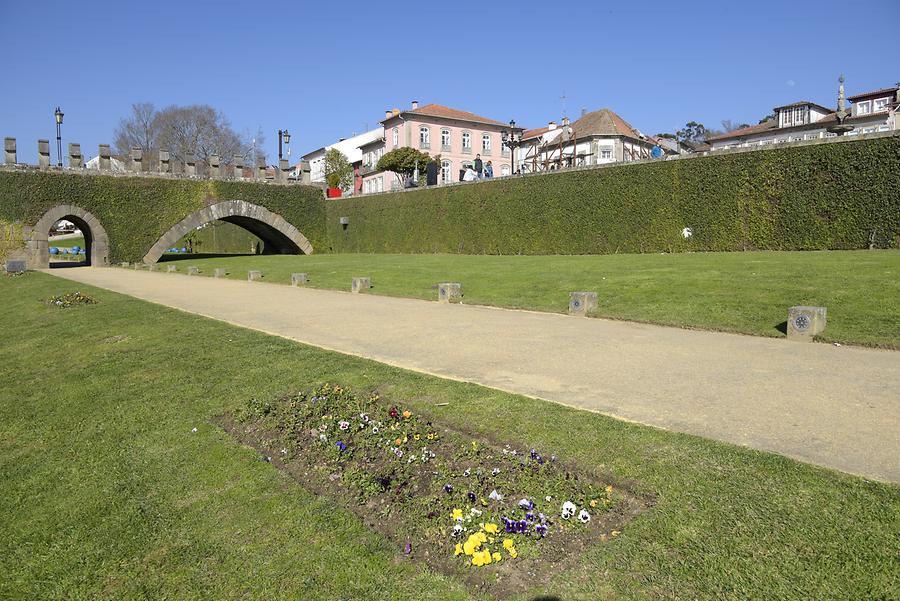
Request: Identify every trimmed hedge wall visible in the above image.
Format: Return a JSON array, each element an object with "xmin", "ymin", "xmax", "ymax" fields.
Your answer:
[
  {"xmin": 325, "ymin": 135, "xmax": 900, "ymax": 254},
  {"xmin": 0, "ymin": 171, "xmax": 327, "ymax": 262}
]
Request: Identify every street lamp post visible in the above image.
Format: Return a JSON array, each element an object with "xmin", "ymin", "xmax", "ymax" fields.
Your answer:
[
  {"xmin": 54, "ymin": 107, "xmax": 64, "ymax": 167},
  {"xmin": 501, "ymin": 119, "xmax": 521, "ymax": 175},
  {"xmin": 278, "ymin": 129, "xmax": 291, "ymax": 161}
]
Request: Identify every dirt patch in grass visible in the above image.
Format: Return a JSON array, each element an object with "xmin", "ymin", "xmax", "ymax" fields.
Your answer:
[{"xmin": 216, "ymin": 385, "xmax": 653, "ymax": 599}]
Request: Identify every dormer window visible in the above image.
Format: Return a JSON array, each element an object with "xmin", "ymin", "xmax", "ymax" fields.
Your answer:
[
  {"xmin": 857, "ymin": 101, "xmax": 872, "ymax": 115},
  {"xmin": 874, "ymin": 97, "xmax": 889, "ymax": 112}
]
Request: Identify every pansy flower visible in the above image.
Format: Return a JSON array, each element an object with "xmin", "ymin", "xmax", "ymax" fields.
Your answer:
[
  {"xmin": 467, "ymin": 492, "xmax": 477, "ymax": 503},
  {"xmin": 578, "ymin": 509, "xmax": 591, "ymax": 523},
  {"xmin": 451, "ymin": 508, "xmax": 463, "ymax": 520},
  {"xmin": 489, "ymin": 489, "xmax": 503, "ymax": 501},
  {"xmin": 535, "ymin": 523, "xmax": 548, "ymax": 537},
  {"xmin": 338, "ymin": 420, "xmax": 350, "ymax": 430},
  {"xmin": 402, "ymin": 410, "xmax": 412, "ymax": 419},
  {"xmin": 335, "ymin": 441, "xmax": 347, "ymax": 452},
  {"xmin": 389, "ymin": 406, "xmax": 399, "ymax": 419},
  {"xmin": 518, "ymin": 498, "xmax": 534, "ymax": 511},
  {"xmin": 444, "ymin": 484, "xmax": 454, "ymax": 494},
  {"xmin": 561, "ymin": 501, "xmax": 577, "ymax": 520}
]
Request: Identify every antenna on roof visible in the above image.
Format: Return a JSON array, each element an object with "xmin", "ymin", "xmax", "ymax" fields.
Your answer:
[
  {"xmin": 581, "ymin": 107, "xmax": 587, "ymax": 117},
  {"xmin": 560, "ymin": 92, "xmax": 568, "ymax": 118}
]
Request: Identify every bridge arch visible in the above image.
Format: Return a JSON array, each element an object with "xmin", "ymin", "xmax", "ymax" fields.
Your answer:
[
  {"xmin": 28, "ymin": 205, "xmax": 110, "ymax": 268},
  {"xmin": 143, "ymin": 200, "xmax": 313, "ymax": 264}
]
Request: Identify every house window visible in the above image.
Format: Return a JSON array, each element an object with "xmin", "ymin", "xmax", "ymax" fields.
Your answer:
[
  {"xmin": 482, "ymin": 133, "xmax": 491, "ymax": 152},
  {"xmin": 862, "ymin": 127, "xmax": 876, "ymax": 134},
  {"xmin": 419, "ymin": 126, "xmax": 430, "ymax": 149},
  {"xmin": 874, "ymin": 98, "xmax": 889, "ymax": 112},
  {"xmin": 462, "ymin": 131, "xmax": 471, "ymax": 152},
  {"xmin": 441, "ymin": 160, "xmax": 452, "ymax": 184},
  {"xmin": 781, "ymin": 110, "xmax": 792, "ymax": 127},
  {"xmin": 392, "ymin": 127, "xmax": 399, "ymax": 147},
  {"xmin": 877, "ymin": 124, "xmax": 890, "ymax": 132},
  {"xmin": 600, "ymin": 148, "xmax": 612, "ymax": 160},
  {"xmin": 857, "ymin": 101, "xmax": 872, "ymax": 115},
  {"xmin": 441, "ymin": 129, "xmax": 451, "ymax": 150}
]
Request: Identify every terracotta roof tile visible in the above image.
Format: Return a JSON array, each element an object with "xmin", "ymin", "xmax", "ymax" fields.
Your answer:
[
  {"xmin": 521, "ymin": 109, "xmax": 646, "ymax": 141},
  {"xmin": 388, "ymin": 103, "xmax": 509, "ymax": 127},
  {"xmin": 848, "ymin": 86, "xmax": 898, "ymax": 101}
]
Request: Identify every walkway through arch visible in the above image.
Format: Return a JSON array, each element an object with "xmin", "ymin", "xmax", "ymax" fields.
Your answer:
[{"xmin": 28, "ymin": 205, "xmax": 110, "ymax": 269}]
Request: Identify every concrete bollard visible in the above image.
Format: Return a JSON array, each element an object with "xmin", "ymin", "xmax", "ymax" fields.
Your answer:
[
  {"xmin": 291, "ymin": 272, "xmax": 308, "ymax": 286},
  {"xmin": 214, "ymin": 268, "xmax": 227, "ymax": 278},
  {"xmin": 133, "ymin": 263, "xmax": 145, "ymax": 270},
  {"xmin": 148, "ymin": 264, "xmax": 157, "ymax": 272},
  {"xmin": 208, "ymin": 154, "xmax": 220, "ymax": 178},
  {"xmin": 167, "ymin": 265, "xmax": 178, "ymax": 273},
  {"xmin": 351, "ymin": 277, "xmax": 371, "ymax": 293},
  {"xmin": 787, "ymin": 306, "xmax": 827, "ymax": 342},
  {"xmin": 569, "ymin": 291, "xmax": 598, "ymax": 316},
  {"xmin": 129, "ymin": 147, "xmax": 143, "ymax": 172},
  {"xmin": 184, "ymin": 153, "xmax": 196, "ymax": 177},
  {"xmin": 438, "ymin": 282, "xmax": 462, "ymax": 303},
  {"xmin": 158, "ymin": 150, "xmax": 170, "ymax": 173},
  {"xmin": 4, "ymin": 137, "xmax": 15, "ymax": 165},
  {"xmin": 248, "ymin": 270, "xmax": 262, "ymax": 281},
  {"xmin": 98, "ymin": 144, "xmax": 111, "ymax": 171},
  {"xmin": 188, "ymin": 266, "xmax": 200, "ymax": 275},
  {"xmin": 120, "ymin": 262, "xmax": 130, "ymax": 268},
  {"xmin": 5, "ymin": 259, "xmax": 26, "ymax": 273},
  {"xmin": 256, "ymin": 156, "xmax": 266, "ymax": 180}
]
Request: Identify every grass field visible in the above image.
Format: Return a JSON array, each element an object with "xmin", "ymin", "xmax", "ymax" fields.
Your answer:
[
  {"xmin": 1, "ymin": 272, "xmax": 896, "ymax": 600},
  {"xmin": 161, "ymin": 250, "xmax": 900, "ymax": 348}
]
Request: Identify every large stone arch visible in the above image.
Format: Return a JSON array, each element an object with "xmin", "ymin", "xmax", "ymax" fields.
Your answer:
[
  {"xmin": 143, "ymin": 200, "xmax": 313, "ymax": 264},
  {"xmin": 27, "ymin": 205, "xmax": 110, "ymax": 269}
]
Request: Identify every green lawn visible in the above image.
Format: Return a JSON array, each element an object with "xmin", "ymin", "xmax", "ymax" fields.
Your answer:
[
  {"xmin": 48, "ymin": 235, "xmax": 85, "ymax": 249},
  {"xmin": 160, "ymin": 250, "xmax": 900, "ymax": 348},
  {"xmin": 1, "ymin": 273, "xmax": 896, "ymax": 600}
]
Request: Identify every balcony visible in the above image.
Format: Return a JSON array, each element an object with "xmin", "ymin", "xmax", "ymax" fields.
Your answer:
[{"xmin": 420, "ymin": 142, "xmax": 431, "ymax": 150}]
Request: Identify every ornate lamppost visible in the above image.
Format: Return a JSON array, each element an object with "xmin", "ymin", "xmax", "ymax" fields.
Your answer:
[
  {"xmin": 54, "ymin": 107, "xmax": 64, "ymax": 167},
  {"xmin": 501, "ymin": 119, "xmax": 522, "ymax": 175},
  {"xmin": 278, "ymin": 129, "xmax": 291, "ymax": 160}
]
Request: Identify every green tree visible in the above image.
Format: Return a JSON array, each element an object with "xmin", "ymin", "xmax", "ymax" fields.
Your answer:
[
  {"xmin": 376, "ymin": 147, "xmax": 433, "ymax": 184},
  {"xmin": 675, "ymin": 121, "xmax": 708, "ymax": 143},
  {"xmin": 324, "ymin": 148, "xmax": 353, "ymax": 190}
]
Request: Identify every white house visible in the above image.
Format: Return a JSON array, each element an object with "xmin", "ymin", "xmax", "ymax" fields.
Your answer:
[{"xmin": 301, "ymin": 127, "xmax": 383, "ymax": 191}]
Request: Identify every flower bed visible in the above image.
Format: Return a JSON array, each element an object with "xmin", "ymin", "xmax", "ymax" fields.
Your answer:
[
  {"xmin": 223, "ymin": 384, "xmax": 650, "ymax": 597},
  {"xmin": 44, "ymin": 291, "xmax": 98, "ymax": 308}
]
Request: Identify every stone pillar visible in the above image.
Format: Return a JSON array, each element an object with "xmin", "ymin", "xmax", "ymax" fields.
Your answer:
[
  {"xmin": 786, "ymin": 306, "xmax": 827, "ymax": 342},
  {"xmin": 4, "ymin": 137, "xmax": 15, "ymax": 165},
  {"xmin": 38, "ymin": 139, "xmax": 51, "ymax": 169},
  {"xmin": 166, "ymin": 265, "xmax": 178, "ymax": 273},
  {"xmin": 438, "ymin": 283, "xmax": 463, "ymax": 303},
  {"xmin": 248, "ymin": 270, "xmax": 263, "ymax": 281},
  {"xmin": 185, "ymin": 153, "xmax": 196, "ymax": 177},
  {"xmin": 129, "ymin": 148, "xmax": 143, "ymax": 172},
  {"xmin": 277, "ymin": 158, "xmax": 289, "ymax": 182},
  {"xmin": 214, "ymin": 268, "xmax": 227, "ymax": 278},
  {"xmin": 158, "ymin": 150, "xmax": 170, "ymax": 173},
  {"xmin": 351, "ymin": 277, "xmax": 371, "ymax": 293},
  {"xmin": 208, "ymin": 154, "xmax": 220, "ymax": 178},
  {"xmin": 68, "ymin": 143, "xmax": 83, "ymax": 168},
  {"xmin": 569, "ymin": 291, "xmax": 598, "ymax": 315},
  {"xmin": 256, "ymin": 157, "xmax": 266, "ymax": 180},
  {"xmin": 187, "ymin": 266, "xmax": 200, "ymax": 275},
  {"xmin": 98, "ymin": 144, "xmax": 111, "ymax": 170},
  {"xmin": 298, "ymin": 160, "xmax": 311, "ymax": 184},
  {"xmin": 291, "ymin": 273, "xmax": 308, "ymax": 286},
  {"xmin": 232, "ymin": 155, "xmax": 244, "ymax": 179}
]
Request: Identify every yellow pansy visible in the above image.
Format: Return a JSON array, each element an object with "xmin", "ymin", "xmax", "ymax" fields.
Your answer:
[
  {"xmin": 463, "ymin": 534, "xmax": 482, "ymax": 556},
  {"xmin": 483, "ymin": 523, "xmax": 499, "ymax": 534},
  {"xmin": 475, "ymin": 531, "xmax": 487, "ymax": 543},
  {"xmin": 402, "ymin": 410, "xmax": 412, "ymax": 419},
  {"xmin": 492, "ymin": 552, "xmax": 502, "ymax": 562},
  {"xmin": 413, "ymin": 433, "xmax": 421, "ymax": 441},
  {"xmin": 454, "ymin": 543, "xmax": 463, "ymax": 556},
  {"xmin": 471, "ymin": 549, "xmax": 493, "ymax": 567},
  {"xmin": 502, "ymin": 538, "xmax": 515, "ymax": 550},
  {"xmin": 451, "ymin": 508, "xmax": 463, "ymax": 520}
]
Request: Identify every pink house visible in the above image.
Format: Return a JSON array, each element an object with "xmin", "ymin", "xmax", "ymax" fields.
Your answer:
[{"xmin": 361, "ymin": 101, "xmax": 522, "ymax": 193}]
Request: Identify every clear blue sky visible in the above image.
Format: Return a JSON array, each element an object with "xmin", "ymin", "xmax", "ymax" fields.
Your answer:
[{"xmin": 1, "ymin": 0, "xmax": 897, "ymax": 163}]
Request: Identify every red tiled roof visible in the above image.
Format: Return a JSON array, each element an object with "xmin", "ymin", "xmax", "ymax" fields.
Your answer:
[
  {"xmin": 848, "ymin": 86, "xmax": 898, "ymax": 101},
  {"xmin": 522, "ymin": 126, "xmax": 551, "ymax": 139},
  {"xmin": 706, "ymin": 119, "xmax": 778, "ymax": 141},
  {"xmin": 521, "ymin": 109, "xmax": 646, "ymax": 142},
  {"xmin": 772, "ymin": 100, "xmax": 833, "ymax": 113},
  {"xmin": 385, "ymin": 103, "xmax": 509, "ymax": 127},
  {"xmin": 706, "ymin": 108, "xmax": 888, "ymax": 142}
]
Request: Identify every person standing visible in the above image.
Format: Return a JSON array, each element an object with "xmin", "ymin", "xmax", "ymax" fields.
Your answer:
[
  {"xmin": 473, "ymin": 154, "xmax": 483, "ymax": 179},
  {"xmin": 484, "ymin": 160, "xmax": 493, "ymax": 178}
]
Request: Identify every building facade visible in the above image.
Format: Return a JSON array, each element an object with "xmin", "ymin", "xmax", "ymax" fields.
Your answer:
[
  {"xmin": 301, "ymin": 128, "xmax": 383, "ymax": 194},
  {"xmin": 707, "ymin": 82, "xmax": 899, "ymax": 150},
  {"xmin": 360, "ymin": 102, "xmax": 521, "ymax": 192},
  {"xmin": 516, "ymin": 108, "xmax": 655, "ymax": 173}
]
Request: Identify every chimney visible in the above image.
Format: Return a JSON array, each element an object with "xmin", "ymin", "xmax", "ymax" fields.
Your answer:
[
  {"xmin": 562, "ymin": 116, "xmax": 570, "ymax": 127},
  {"xmin": 385, "ymin": 109, "xmax": 392, "ymax": 119},
  {"xmin": 392, "ymin": 108, "xmax": 400, "ymax": 116},
  {"xmin": 411, "ymin": 100, "xmax": 419, "ymax": 109},
  {"xmin": 548, "ymin": 121, "xmax": 557, "ymax": 130}
]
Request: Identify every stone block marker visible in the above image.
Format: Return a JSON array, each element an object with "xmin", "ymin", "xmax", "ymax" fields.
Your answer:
[
  {"xmin": 291, "ymin": 272, "xmax": 308, "ymax": 286},
  {"xmin": 4, "ymin": 137, "xmax": 15, "ymax": 165},
  {"xmin": 98, "ymin": 144, "xmax": 111, "ymax": 171},
  {"xmin": 188, "ymin": 266, "xmax": 200, "ymax": 276},
  {"xmin": 133, "ymin": 263, "xmax": 144, "ymax": 270},
  {"xmin": 5, "ymin": 259, "xmax": 26, "ymax": 273},
  {"xmin": 787, "ymin": 306, "xmax": 827, "ymax": 342},
  {"xmin": 148, "ymin": 264, "xmax": 157, "ymax": 272},
  {"xmin": 438, "ymin": 282, "xmax": 462, "ymax": 303},
  {"xmin": 166, "ymin": 265, "xmax": 178, "ymax": 273},
  {"xmin": 351, "ymin": 277, "xmax": 371, "ymax": 293},
  {"xmin": 38, "ymin": 139, "xmax": 50, "ymax": 169},
  {"xmin": 248, "ymin": 270, "xmax": 263, "ymax": 282},
  {"xmin": 68, "ymin": 143, "xmax": 83, "ymax": 168},
  {"xmin": 214, "ymin": 268, "xmax": 227, "ymax": 278},
  {"xmin": 120, "ymin": 262, "xmax": 130, "ymax": 268},
  {"xmin": 569, "ymin": 291, "xmax": 598, "ymax": 316}
]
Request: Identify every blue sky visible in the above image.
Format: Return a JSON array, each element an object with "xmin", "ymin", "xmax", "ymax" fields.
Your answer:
[{"xmin": 1, "ymin": 0, "xmax": 897, "ymax": 163}]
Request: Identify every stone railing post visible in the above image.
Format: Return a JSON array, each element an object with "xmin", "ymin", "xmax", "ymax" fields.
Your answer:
[
  {"xmin": 256, "ymin": 156, "xmax": 266, "ymax": 180},
  {"xmin": 38, "ymin": 139, "xmax": 51, "ymax": 169},
  {"xmin": 129, "ymin": 147, "xmax": 143, "ymax": 172},
  {"xmin": 158, "ymin": 149, "xmax": 170, "ymax": 173},
  {"xmin": 185, "ymin": 153, "xmax": 196, "ymax": 177},
  {"xmin": 98, "ymin": 144, "xmax": 111, "ymax": 170},
  {"xmin": 4, "ymin": 137, "xmax": 15, "ymax": 165},
  {"xmin": 232, "ymin": 155, "xmax": 243, "ymax": 179},
  {"xmin": 277, "ymin": 158, "xmax": 289, "ymax": 182},
  {"xmin": 208, "ymin": 154, "xmax": 220, "ymax": 178},
  {"xmin": 68, "ymin": 143, "xmax": 83, "ymax": 168}
]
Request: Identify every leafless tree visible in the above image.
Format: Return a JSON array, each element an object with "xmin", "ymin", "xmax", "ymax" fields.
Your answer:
[{"xmin": 113, "ymin": 102, "xmax": 159, "ymax": 158}]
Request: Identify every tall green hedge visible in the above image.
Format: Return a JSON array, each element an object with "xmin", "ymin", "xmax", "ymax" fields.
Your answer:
[
  {"xmin": 325, "ymin": 135, "xmax": 900, "ymax": 254},
  {"xmin": 0, "ymin": 172, "xmax": 327, "ymax": 262}
]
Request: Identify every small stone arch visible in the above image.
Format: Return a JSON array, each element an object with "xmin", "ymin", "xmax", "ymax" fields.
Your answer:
[
  {"xmin": 143, "ymin": 200, "xmax": 313, "ymax": 264},
  {"xmin": 27, "ymin": 205, "xmax": 110, "ymax": 269}
]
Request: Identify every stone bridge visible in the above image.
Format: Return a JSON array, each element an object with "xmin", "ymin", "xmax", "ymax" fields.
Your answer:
[{"xmin": 1, "ymin": 137, "xmax": 325, "ymax": 269}]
